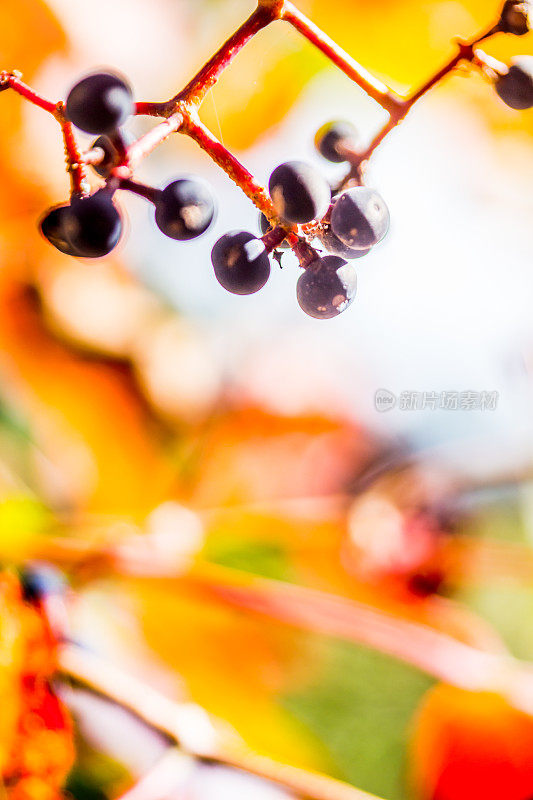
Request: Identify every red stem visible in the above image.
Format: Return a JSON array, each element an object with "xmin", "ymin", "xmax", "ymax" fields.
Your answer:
[
  {"xmin": 261, "ymin": 225, "xmax": 289, "ymax": 251},
  {"xmin": 184, "ymin": 113, "xmax": 275, "ymax": 217},
  {"xmin": 0, "ymin": 71, "xmax": 57, "ymax": 114},
  {"xmin": 282, "ymin": 1, "xmax": 402, "ymax": 113},
  {"xmin": 293, "ymin": 238, "xmax": 319, "ymax": 267},
  {"xmin": 135, "ymin": 100, "xmax": 168, "ymax": 116},
  {"xmin": 173, "ymin": 5, "xmax": 276, "ymax": 107},
  {"xmin": 1, "ymin": 5, "xmax": 506, "ymax": 240},
  {"xmin": 59, "ymin": 115, "xmax": 89, "ymax": 197},
  {"xmin": 114, "ymin": 112, "xmax": 184, "ymax": 177},
  {"xmin": 354, "ymin": 40, "xmax": 484, "ymax": 166}
]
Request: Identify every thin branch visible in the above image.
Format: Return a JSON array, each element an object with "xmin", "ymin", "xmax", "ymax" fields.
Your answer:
[
  {"xmin": 135, "ymin": 101, "xmax": 168, "ymax": 117},
  {"xmin": 47, "ymin": 528, "xmax": 533, "ymax": 721},
  {"xmin": 282, "ymin": 1, "xmax": 402, "ymax": 114},
  {"xmin": 113, "ymin": 112, "xmax": 184, "ymax": 177},
  {"xmin": 1, "ymin": 0, "xmax": 509, "ymax": 237},
  {"xmin": 58, "ymin": 110, "xmax": 90, "ymax": 197},
  {"xmin": 178, "ymin": 564, "xmax": 533, "ymax": 719},
  {"xmin": 60, "ymin": 643, "xmax": 384, "ymax": 800},
  {"xmin": 183, "ymin": 112, "xmax": 284, "ymax": 221},
  {"xmin": 0, "ymin": 71, "xmax": 57, "ymax": 114},
  {"xmin": 172, "ymin": 4, "xmax": 277, "ymax": 108},
  {"xmin": 405, "ymin": 43, "xmax": 472, "ymax": 107},
  {"xmin": 352, "ymin": 33, "xmax": 501, "ymax": 168}
]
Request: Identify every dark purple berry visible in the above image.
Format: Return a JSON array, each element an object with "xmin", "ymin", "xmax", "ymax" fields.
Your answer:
[
  {"xmin": 66, "ymin": 71, "xmax": 133, "ymax": 134},
  {"xmin": 258, "ymin": 212, "xmax": 289, "ymax": 248},
  {"xmin": 154, "ymin": 177, "xmax": 215, "ymax": 241},
  {"xmin": 269, "ymin": 161, "xmax": 330, "ymax": 224},
  {"xmin": 495, "ymin": 57, "xmax": 533, "ymax": 109},
  {"xmin": 90, "ymin": 133, "xmax": 132, "ymax": 177},
  {"xmin": 63, "ymin": 190, "xmax": 123, "ymax": 258},
  {"xmin": 319, "ymin": 227, "xmax": 372, "ymax": 259},
  {"xmin": 330, "ymin": 187, "xmax": 389, "ymax": 250},
  {"xmin": 297, "ymin": 255, "xmax": 357, "ymax": 319},
  {"xmin": 211, "ymin": 231, "xmax": 271, "ymax": 295},
  {"xmin": 40, "ymin": 205, "xmax": 82, "ymax": 256},
  {"xmin": 499, "ymin": 1, "xmax": 531, "ymax": 34},
  {"xmin": 315, "ymin": 120, "xmax": 358, "ymax": 163},
  {"xmin": 91, "ymin": 135, "xmax": 117, "ymax": 177}
]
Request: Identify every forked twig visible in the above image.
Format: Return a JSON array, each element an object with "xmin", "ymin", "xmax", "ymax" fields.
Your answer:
[{"xmin": 0, "ymin": 0, "xmax": 510, "ymax": 255}]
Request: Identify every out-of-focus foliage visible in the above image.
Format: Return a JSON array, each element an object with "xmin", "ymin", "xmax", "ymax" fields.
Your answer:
[
  {"xmin": 0, "ymin": 571, "xmax": 74, "ymax": 798},
  {"xmin": 0, "ymin": 1, "xmax": 532, "ymax": 800},
  {"xmin": 411, "ymin": 684, "xmax": 533, "ymax": 800}
]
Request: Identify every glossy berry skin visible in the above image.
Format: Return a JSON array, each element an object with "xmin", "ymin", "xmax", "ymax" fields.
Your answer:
[
  {"xmin": 90, "ymin": 133, "xmax": 132, "ymax": 177},
  {"xmin": 63, "ymin": 191, "xmax": 123, "ymax": 258},
  {"xmin": 40, "ymin": 205, "xmax": 81, "ymax": 256},
  {"xmin": 315, "ymin": 120, "xmax": 358, "ymax": 163},
  {"xmin": 319, "ymin": 227, "xmax": 372, "ymax": 260},
  {"xmin": 495, "ymin": 57, "xmax": 533, "ymax": 109},
  {"xmin": 269, "ymin": 161, "xmax": 330, "ymax": 224},
  {"xmin": 499, "ymin": 1, "xmax": 531, "ymax": 35},
  {"xmin": 66, "ymin": 72, "xmax": 133, "ymax": 134},
  {"xmin": 91, "ymin": 135, "xmax": 117, "ymax": 177},
  {"xmin": 211, "ymin": 231, "xmax": 271, "ymax": 295},
  {"xmin": 331, "ymin": 187, "xmax": 389, "ymax": 250},
  {"xmin": 155, "ymin": 178, "xmax": 215, "ymax": 241},
  {"xmin": 258, "ymin": 212, "xmax": 289, "ymax": 248},
  {"xmin": 297, "ymin": 255, "xmax": 357, "ymax": 319}
]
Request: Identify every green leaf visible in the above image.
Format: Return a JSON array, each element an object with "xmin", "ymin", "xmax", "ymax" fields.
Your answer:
[{"xmin": 282, "ymin": 637, "xmax": 434, "ymax": 800}]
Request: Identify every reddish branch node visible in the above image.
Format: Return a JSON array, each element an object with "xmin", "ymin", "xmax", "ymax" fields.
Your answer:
[{"xmin": 0, "ymin": 0, "xmax": 529, "ymax": 307}]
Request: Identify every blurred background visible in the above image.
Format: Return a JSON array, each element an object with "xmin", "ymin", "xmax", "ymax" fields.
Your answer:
[{"xmin": 2, "ymin": 1, "xmax": 533, "ymax": 799}]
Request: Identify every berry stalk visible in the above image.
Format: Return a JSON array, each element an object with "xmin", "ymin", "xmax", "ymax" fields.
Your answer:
[
  {"xmin": 118, "ymin": 177, "xmax": 161, "ymax": 203},
  {"xmin": 0, "ymin": 70, "xmax": 57, "ymax": 113}
]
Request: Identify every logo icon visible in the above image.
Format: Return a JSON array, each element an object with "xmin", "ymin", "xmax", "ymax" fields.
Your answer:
[{"xmin": 374, "ymin": 389, "xmax": 396, "ymax": 412}]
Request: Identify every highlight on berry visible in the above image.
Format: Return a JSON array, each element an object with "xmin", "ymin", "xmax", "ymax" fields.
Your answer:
[
  {"xmin": 211, "ymin": 231, "xmax": 271, "ymax": 295},
  {"xmin": 315, "ymin": 120, "xmax": 358, "ymax": 163},
  {"xmin": 28, "ymin": 0, "xmax": 533, "ymax": 321},
  {"xmin": 297, "ymin": 255, "xmax": 358, "ymax": 320},
  {"xmin": 155, "ymin": 177, "xmax": 216, "ymax": 241},
  {"xmin": 65, "ymin": 71, "xmax": 134, "ymax": 135},
  {"xmin": 268, "ymin": 160, "xmax": 331, "ymax": 224}
]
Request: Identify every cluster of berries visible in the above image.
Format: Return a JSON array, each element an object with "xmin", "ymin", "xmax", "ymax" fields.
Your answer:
[
  {"xmin": 217, "ymin": 133, "xmax": 390, "ymax": 319},
  {"xmin": 41, "ymin": 73, "xmax": 215, "ymax": 258},
  {"xmin": 39, "ymin": 71, "xmax": 389, "ymax": 320},
  {"xmin": 39, "ymin": 0, "xmax": 533, "ymax": 320}
]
